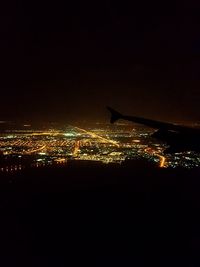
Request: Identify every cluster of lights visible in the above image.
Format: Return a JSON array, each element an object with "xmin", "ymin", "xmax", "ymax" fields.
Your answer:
[{"xmin": 0, "ymin": 125, "xmax": 200, "ymax": 173}]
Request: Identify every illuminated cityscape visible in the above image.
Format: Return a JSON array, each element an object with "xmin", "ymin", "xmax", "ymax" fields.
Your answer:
[{"xmin": 1, "ymin": 122, "xmax": 200, "ymax": 173}]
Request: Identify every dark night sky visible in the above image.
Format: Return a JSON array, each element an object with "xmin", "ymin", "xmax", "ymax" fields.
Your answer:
[{"xmin": 1, "ymin": 0, "xmax": 200, "ymax": 123}]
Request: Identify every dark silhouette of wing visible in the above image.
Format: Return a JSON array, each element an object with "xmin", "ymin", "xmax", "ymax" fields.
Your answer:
[
  {"xmin": 107, "ymin": 106, "xmax": 200, "ymax": 134},
  {"xmin": 107, "ymin": 107, "xmax": 123, "ymax": 124},
  {"xmin": 107, "ymin": 107, "xmax": 200, "ymax": 153}
]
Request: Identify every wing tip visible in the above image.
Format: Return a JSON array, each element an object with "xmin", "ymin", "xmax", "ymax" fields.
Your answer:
[{"xmin": 106, "ymin": 106, "xmax": 122, "ymax": 124}]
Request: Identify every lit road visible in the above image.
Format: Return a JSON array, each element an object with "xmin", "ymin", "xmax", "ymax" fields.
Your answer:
[
  {"xmin": 144, "ymin": 147, "xmax": 166, "ymax": 168},
  {"xmin": 25, "ymin": 131, "xmax": 61, "ymax": 136},
  {"xmin": 73, "ymin": 126, "xmax": 120, "ymax": 147},
  {"xmin": 159, "ymin": 155, "xmax": 166, "ymax": 168},
  {"xmin": 25, "ymin": 145, "xmax": 46, "ymax": 154},
  {"xmin": 73, "ymin": 141, "xmax": 80, "ymax": 157}
]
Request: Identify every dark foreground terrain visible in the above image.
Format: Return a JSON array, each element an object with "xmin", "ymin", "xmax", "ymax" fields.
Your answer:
[{"xmin": 0, "ymin": 160, "xmax": 200, "ymax": 266}]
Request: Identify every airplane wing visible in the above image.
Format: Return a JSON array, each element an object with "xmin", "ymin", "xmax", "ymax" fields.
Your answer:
[{"xmin": 107, "ymin": 106, "xmax": 200, "ymax": 135}]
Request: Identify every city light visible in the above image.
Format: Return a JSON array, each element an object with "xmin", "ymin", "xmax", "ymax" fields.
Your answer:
[{"xmin": 0, "ymin": 124, "xmax": 200, "ymax": 173}]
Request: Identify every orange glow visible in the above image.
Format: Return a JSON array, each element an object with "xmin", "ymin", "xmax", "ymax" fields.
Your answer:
[
  {"xmin": 144, "ymin": 147, "xmax": 166, "ymax": 168},
  {"xmin": 73, "ymin": 140, "xmax": 80, "ymax": 156},
  {"xmin": 159, "ymin": 155, "xmax": 166, "ymax": 168}
]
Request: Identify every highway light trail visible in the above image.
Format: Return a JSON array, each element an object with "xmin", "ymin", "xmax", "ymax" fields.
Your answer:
[
  {"xmin": 29, "ymin": 131, "xmax": 60, "ymax": 136},
  {"xmin": 144, "ymin": 147, "xmax": 167, "ymax": 168},
  {"xmin": 73, "ymin": 126, "xmax": 120, "ymax": 147},
  {"xmin": 73, "ymin": 141, "xmax": 80, "ymax": 157},
  {"xmin": 159, "ymin": 155, "xmax": 166, "ymax": 168},
  {"xmin": 25, "ymin": 145, "xmax": 46, "ymax": 154}
]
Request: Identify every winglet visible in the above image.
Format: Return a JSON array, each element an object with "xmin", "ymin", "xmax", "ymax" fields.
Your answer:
[{"xmin": 107, "ymin": 106, "xmax": 123, "ymax": 124}]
